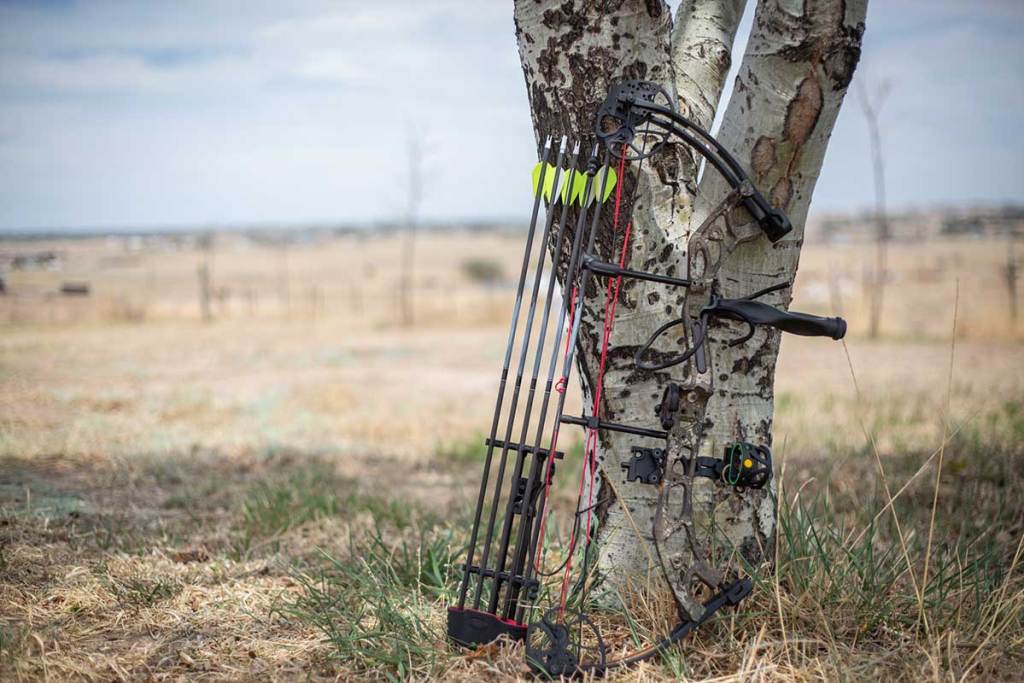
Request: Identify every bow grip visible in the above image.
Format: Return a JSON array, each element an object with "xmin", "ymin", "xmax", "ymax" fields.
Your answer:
[{"xmin": 712, "ymin": 298, "xmax": 846, "ymax": 340}]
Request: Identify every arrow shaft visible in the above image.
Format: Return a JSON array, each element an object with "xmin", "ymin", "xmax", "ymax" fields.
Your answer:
[
  {"xmin": 471, "ymin": 137, "xmax": 568, "ymax": 609},
  {"xmin": 456, "ymin": 136, "xmax": 553, "ymax": 608}
]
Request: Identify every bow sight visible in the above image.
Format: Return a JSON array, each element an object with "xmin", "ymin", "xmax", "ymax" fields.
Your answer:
[{"xmin": 448, "ymin": 81, "xmax": 847, "ymax": 677}]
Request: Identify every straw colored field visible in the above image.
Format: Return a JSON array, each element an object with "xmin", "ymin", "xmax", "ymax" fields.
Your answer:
[
  {"xmin": 2, "ymin": 232, "xmax": 1022, "ymax": 340},
  {"xmin": 0, "ymin": 231, "xmax": 1022, "ymax": 680}
]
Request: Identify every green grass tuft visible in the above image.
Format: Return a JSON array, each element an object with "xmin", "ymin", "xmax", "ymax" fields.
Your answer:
[
  {"xmin": 108, "ymin": 573, "xmax": 183, "ymax": 609},
  {"xmin": 0, "ymin": 625, "xmax": 28, "ymax": 663},
  {"xmin": 239, "ymin": 461, "xmax": 427, "ymax": 550},
  {"xmin": 434, "ymin": 434, "xmax": 490, "ymax": 464},
  {"xmin": 274, "ymin": 526, "xmax": 461, "ymax": 680}
]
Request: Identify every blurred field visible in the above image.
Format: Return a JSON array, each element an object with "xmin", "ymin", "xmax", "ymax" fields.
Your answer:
[
  {"xmin": 2, "ymin": 231, "xmax": 1023, "ymax": 339},
  {"xmin": 1, "ymin": 231, "xmax": 1022, "ymax": 680}
]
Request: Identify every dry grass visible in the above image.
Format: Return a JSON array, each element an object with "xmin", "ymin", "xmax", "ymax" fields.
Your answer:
[
  {"xmin": 1, "ymin": 232, "xmax": 1023, "ymax": 680},
  {"xmin": 2, "ymin": 232, "xmax": 1022, "ymax": 341}
]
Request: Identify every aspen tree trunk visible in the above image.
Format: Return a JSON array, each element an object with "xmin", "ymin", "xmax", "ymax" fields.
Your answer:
[{"xmin": 514, "ymin": 0, "xmax": 866, "ymax": 590}]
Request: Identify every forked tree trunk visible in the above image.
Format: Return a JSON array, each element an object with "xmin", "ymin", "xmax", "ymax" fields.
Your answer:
[{"xmin": 514, "ymin": 0, "xmax": 866, "ymax": 591}]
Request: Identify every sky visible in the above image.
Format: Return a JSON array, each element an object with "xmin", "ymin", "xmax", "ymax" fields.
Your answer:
[{"xmin": 0, "ymin": 0, "xmax": 1021, "ymax": 232}]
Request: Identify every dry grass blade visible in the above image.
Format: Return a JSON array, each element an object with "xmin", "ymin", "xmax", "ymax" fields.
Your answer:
[
  {"xmin": 841, "ymin": 339, "xmax": 927, "ymax": 631},
  {"xmin": 921, "ymin": 280, "xmax": 959, "ymax": 629}
]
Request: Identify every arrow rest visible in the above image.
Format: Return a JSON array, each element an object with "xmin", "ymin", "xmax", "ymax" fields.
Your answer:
[{"xmin": 622, "ymin": 446, "xmax": 666, "ymax": 484}]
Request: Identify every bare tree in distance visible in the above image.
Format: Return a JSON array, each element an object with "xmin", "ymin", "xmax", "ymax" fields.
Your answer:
[
  {"xmin": 1007, "ymin": 235, "xmax": 1020, "ymax": 325},
  {"xmin": 856, "ymin": 76, "xmax": 892, "ymax": 339},
  {"xmin": 399, "ymin": 127, "xmax": 423, "ymax": 327},
  {"xmin": 277, "ymin": 239, "xmax": 291, "ymax": 316},
  {"xmin": 197, "ymin": 232, "xmax": 215, "ymax": 323}
]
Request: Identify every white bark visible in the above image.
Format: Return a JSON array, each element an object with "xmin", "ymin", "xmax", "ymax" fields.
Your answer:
[
  {"xmin": 514, "ymin": 0, "xmax": 866, "ymax": 601},
  {"xmin": 672, "ymin": 0, "xmax": 748, "ymax": 131}
]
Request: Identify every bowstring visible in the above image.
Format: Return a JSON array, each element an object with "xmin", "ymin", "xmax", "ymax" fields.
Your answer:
[
  {"xmin": 530, "ymin": 149, "xmax": 624, "ymax": 594},
  {"xmin": 558, "ymin": 125, "xmax": 653, "ymax": 616}
]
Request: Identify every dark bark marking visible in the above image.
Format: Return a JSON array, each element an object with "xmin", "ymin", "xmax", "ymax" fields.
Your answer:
[
  {"xmin": 783, "ymin": 76, "xmax": 822, "ymax": 145},
  {"xmin": 776, "ymin": 1, "xmax": 864, "ymax": 93},
  {"xmin": 770, "ymin": 176, "xmax": 793, "ymax": 209},
  {"xmin": 643, "ymin": 0, "xmax": 666, "ymax": 19},
  {"xmin": 732, "ymin": 415, "xmax": 747, "ymax": 441},
  {"xmin": 652, "ymin": 146, "xmax": 681, "ymax": 194},
  {"xmin": 542, "ymin": 2, "xmax": 587, "ymax": 40},
  {"xmin": 738, "ymin": 534, "xmax": 762, "ymax": 565},
  {"xmin": 750, "ymin": 135, "xmax": 777, "ymax": 182},
  {"xmin": 824, "ymin": 32, "xmax": 863, "ymax": 90}
]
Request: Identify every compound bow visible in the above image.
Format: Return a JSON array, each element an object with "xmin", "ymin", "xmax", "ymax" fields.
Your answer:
[{"xmin": 448, "ymin": 80, "xmax": 846, "ymax": 677}]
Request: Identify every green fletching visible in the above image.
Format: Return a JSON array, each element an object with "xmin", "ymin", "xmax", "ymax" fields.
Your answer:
[
  {"xmin": 599, "ymin": 166, "xmax": 618, "ymax": 203},
  {"xmin": 558, "ymin": 169, "xmax": 573, "ymax": 204},
  {"xmin": 534, "ymin": 161, "xmax": 617, "ymax": 205},
  {"xmin": 532, "ymin": 162, "xmax": 559, "ymax": 201},
  {"xmin": 570, "ymin": 172, "xmax": 587, "ymax": 205},
  {"xmin": 564, "ymin": 166, "xmax": 619, "ymax": 207}
]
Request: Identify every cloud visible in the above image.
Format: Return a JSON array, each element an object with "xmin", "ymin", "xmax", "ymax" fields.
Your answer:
[
  {"xmin": 0, "ymin": 0, "xmax": 1020, "ymax": 230},
  {"xmin": 0, "ymin": 1, "xmax": 534, "ymax": 229},
  {"xmin": 0, "ymin": 52, "xmax": 259, "ymax": 96}
]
